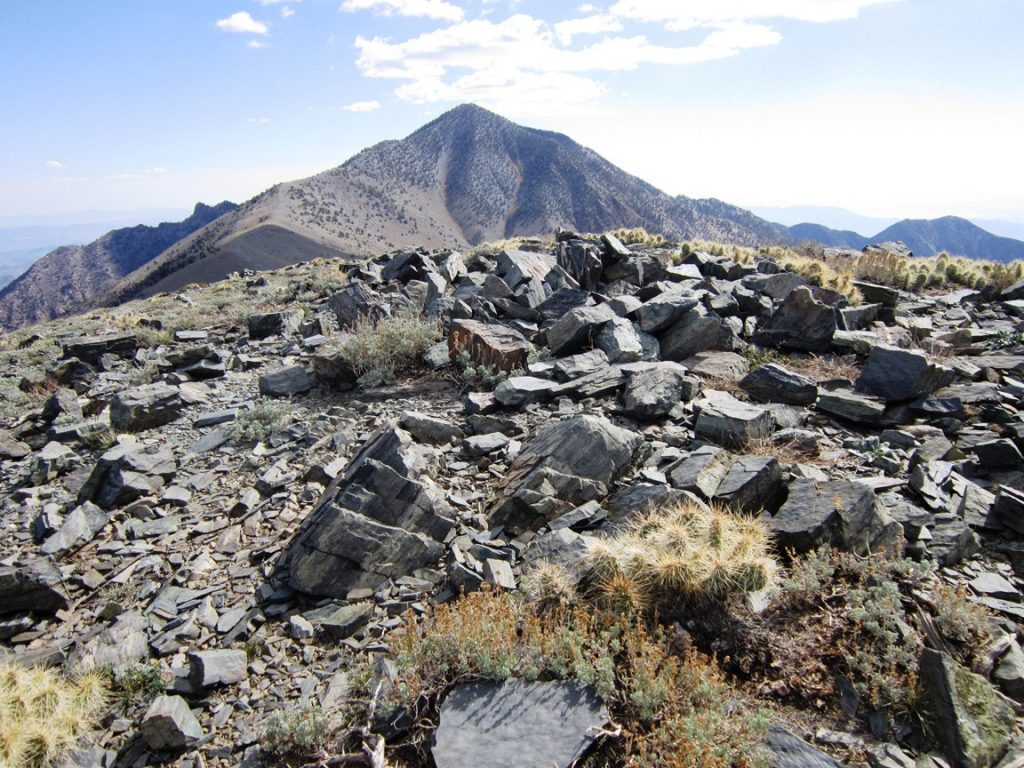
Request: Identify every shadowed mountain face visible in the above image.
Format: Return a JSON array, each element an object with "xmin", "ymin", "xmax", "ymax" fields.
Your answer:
[
  {"xmin": 787, "ymin": 215, "xmax": 1024, "ymax": 262},
  {"xmin": 0, "ymin": 202, "xmax": 237, "ymax": 331},
  {"xmin": 102, "ymin": 104, "xmax": 787, "ymax": 305}
]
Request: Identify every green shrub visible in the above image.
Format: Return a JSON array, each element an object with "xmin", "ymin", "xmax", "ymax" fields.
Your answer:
[
  {"xmin": 259, "ymin": 705, "xmax": 329, "ymax": 762},
  {"xmin": 104, "ymin": 660, "xmax": 167, "ymax": 711},
  {"xmin": 233, "ymin": 398, "xmax": 292, "ymax": 443},
  {"xmin": 342, "ymin": 310, "xmax": 441, "ymax": 386}
]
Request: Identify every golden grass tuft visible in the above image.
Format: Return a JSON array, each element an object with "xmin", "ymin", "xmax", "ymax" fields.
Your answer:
[
  {"xmin": 586, "ymin": 500, "xmax": 776, "ymax": 615},
  {"xmin": 0, "ymin": 663, "xmax": 108, "ymax": 768}
]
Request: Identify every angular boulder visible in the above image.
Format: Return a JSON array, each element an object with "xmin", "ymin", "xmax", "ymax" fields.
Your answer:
[
  {"xmin": 620, "ymin": 364, "xmax": 688, "ymax": 420},
  {"xmin": 247, "ymin": 309, "xmax": 304, "ymax": 339},
  {"xmin": 78, "ymin": 442, "xmax": 177, "ymax": 509},
  {"xmin": 547, "ymin": 304, "xmax": 617, "ymax": 356},
  {"xmin": 855, "ymin": 345, "xmax": 955, "ymax": 402},
  {"xmin": 140, "ymin": 695, "xmax": 204, "ymax": 751},
  {"xmin": 449, "ymin": 319, "xmax": 530, "ymax": 372},
  {"xmin": 110, "ymin": 383, "xmax": 184, "ymax": 432},
  {"xmin": 287, "ymin": 425, "xmax": 454, "ymax": 597},
  {"xmin": 755, "ymin": 286, "xmax": 836, "ymax": 352},
  {"xmin": 489, "ymin": 415, "xmax": 641, "ymax": 534},
  {"xmin": 62, "ymin": 332, "xmax": 138, "ymax": 365},
  {"xmin": 658, "ymin": 304, "xmax": 723, "ymax": 362},
  {"xmin": 694, "ymin": 393, "xmax": 773, "ymax": 448},
  {"xmin": 771, "ymin": 479, "xmax": 903, "ymax": 555},
  {"xmin": 258, "ymin": 365, "xmax": 315, "ymax": 397},
  {"xmin": 741, "ymin": 364, "xmax": 818, "ymax": 406},
  {"xmin": 0, "ymin": 558, "xmax": 69, "ymax": 615},
  {"xmin": 919, "ymin": 649, "xmax": 1013, "ymax": 768}
]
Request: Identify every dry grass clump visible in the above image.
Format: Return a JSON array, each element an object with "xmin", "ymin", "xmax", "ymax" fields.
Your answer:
[
  {"xmin": 586, "ymin": 500, "xmax": 776, "ymax": 615},
  {"xmin": 0, "ymin": 663, "xmax": 108, "ymax": 768},
  {"xmin": 613, "ymin": 227, "xmax": 667, "ymax": 247},
  {"xmin": 781, "ymin": 252, "xmax": 861, "ymax": 302},
  {"xmin": 341, "ymin": 309, "xmax": 442, "ymax": 386},
  {"xmin": 785, "ymin": 353, "xmax": 859, "ymax": 383}
]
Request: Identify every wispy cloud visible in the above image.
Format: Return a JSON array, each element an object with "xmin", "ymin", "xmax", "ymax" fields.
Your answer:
[
  {"xmin": 247, "ymin": 39, "xmax": 270, "ymax": 48},
  {"xmin": 608, "ymin": 0, "xmax": 899, "ymax": 29},
  {"xmin": 355, "ymin": 13, "xmax": 779, "ymax": 113},
  {"xmin": 343, "ymin": 99, "xmax": 382, "ymax": 112},
  {"xmin": 553, "ymin": 14, "xmax": 622, "ymax": 44},
  {"xmin": 248, "ymin": 117, "xmax": 271, "ymax": 123},
  {"xmin": 44, "ymin": 160, "xmax": 64, "ymax": 170},
  {"xmin": 216, "ymin": 11, "xmax": 270, "ymax": 34},
  {"xmin": 341, "ymin": 0, "xmax": 465, "ymax": 23},
  {"xmin": 281, "ymin": 5, "xmax": 296, "ymax": 18},
  {"xmin": 350, "ymin": 1, "xmax": 899, "ymax": 114}
]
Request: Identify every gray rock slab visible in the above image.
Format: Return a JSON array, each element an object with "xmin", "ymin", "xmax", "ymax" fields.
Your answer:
[
  {"xmin": 258, "ymin": 365, "xmax": 314, "ymax": 397},
  {"xmin": 765, "ymin": 725, "xmax": 843, "ymax": 768},
  {"xmin": 0, "ymin": 558, "xmax": 69, "ymax": 615},
  {"xmin": 855, "ymin": 345, "xmax": 955, "ymax": 402},
  {"xmin": 694, "ymin": 394, "xmax": 773, "ymax": 448},
  {"xmin": 140, "ymin": 695, "xmax": 204, "ymax": 750},
  {"xmin": 433, "ymin": 679, "xmax": 607, "ymax": 768},
  {"xmin": 919, "ymin": 649, "xmax": 1014, "ymax": 768},
  {"xmin": 188, "ymin": 649, "xmax": 248, "ymax": 688},
  {"xmin": 771, "ymin": 479, "xmax": 903, "ymax": 555},
  {"xmin": 741, "ymin": 364, "xmax": 818, "ymax": 406},
  {"xmin": 110, "ymin": 383, "xmax": 183, "ymax": 432},
  {"xmin": 620, "ymin": 364, "xmax": 687, "ymax": 420},
  {"xmin": 816, "ymin": 389, "xmax": 887, "ymax": 425},
  {"xmin": 547, "ymin": 304, "xmax": 617, "ymax": 356},
  {"xmin": 755, "ymin": 286, "xmax": 836, "ymax": 352}
]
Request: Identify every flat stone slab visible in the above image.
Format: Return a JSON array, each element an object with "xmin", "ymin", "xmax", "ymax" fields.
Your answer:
[{"xmin": 433, "ymin": 679, "xmax": 607, "ymax": 768}]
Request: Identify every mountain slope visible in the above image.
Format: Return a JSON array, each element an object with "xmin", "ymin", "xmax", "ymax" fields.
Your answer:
[
  {"xmin": 0, "ymin": 202, "xmax": 236, "ymax": 331},
  {"xmin": 103, "ymin": 104, "xmax": 787, "ymax": 304},
  {"xmin": 786, "ymin": 215, "xmax": 1024, "ymax": 262}
]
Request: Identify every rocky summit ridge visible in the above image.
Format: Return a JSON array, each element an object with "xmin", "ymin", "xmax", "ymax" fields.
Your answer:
[
  {"xmin": 99, "ymin": 104, "xmax": 785, "ymax": 306},
  {"xmin": 1, "ymin": 231, "xmax": 1024, "ymax": 767}
]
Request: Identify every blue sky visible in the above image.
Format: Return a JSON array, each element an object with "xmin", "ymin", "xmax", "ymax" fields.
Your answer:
[{"xmin": 2, "ymin": 0, "xmax": 1022, "ymax": 223}]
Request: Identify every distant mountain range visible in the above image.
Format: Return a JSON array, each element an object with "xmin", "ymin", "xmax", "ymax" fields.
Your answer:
[
  {"xmin": 3, "ymin": 105, "xmax": 1024, "ymax": 333},
  {"xmin": 0, "ymin": 202, "xmax": 236, "ymax": 331},
  {"xmin": 785, "ymin": 215, "xmax": 1024, "ymax": 263},
  {"xmin": 99, "ymin": 104, "xmax": 787, "ymax": 305}
]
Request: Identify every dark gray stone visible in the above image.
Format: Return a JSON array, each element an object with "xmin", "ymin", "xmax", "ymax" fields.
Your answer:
[
  {"xmin": 258, "ymin": 365, "xmax": 314, "ymax": 397},
  {"xmin": 755, "ymin": 286, "xmax": 836, "ymax": 352},
  {"xmin": 0, "ymin": 558, "xmax": 69, "ymax": 615},
  {"xmin": 247, "ymin": 309, "xmax": 304, "ymax": 339},
  {"xmin": 741, "ymin": 364, "xmax": 818, "ymax": 406},
  {"xmin": 694, "ymin": 394, "xmax": 773, "ymax": 448},
  {"xmin": 287, "ymin": 426, "xmax": 454, "ymax": 597},
  {"xmin": 552, "ymin": 349, "xmax": 609, "ymax": 381},
  {"xmin": 432, "ymin": 679, "xmax": 607, "ymax": 768},
  {"xmin": 620, "ymin": 364, "xmax": 688, "ymax": 420},
  {"xmin": 547, "ymin": 304, "xmax": 617, "ymax": 356},
  {"xmin": 188, "ymin": 649, "xmax": 248, "ymax": 688},
  {"xmin": 765, "ymin": 725, "xmax": 843, "ymax": 768},
  {"xmin": 595, "ymin": 317, "xmax": 643, "ymax": 363},
  {"xmin": 713, "ymin": 455, "xmax": 784, "ymax": 513},
  {"xmin": 494, "ymin": 376, "xmax": 559, "ymax": 407},
  {"xmin": 918, "ymin": 649, "xmax": 1013, "ymax": 768},
  {"xmin": 399, "ymin": 410, "xmax": 464, "ymax": 445},
  {"xmin": 110, "ymin": 383, "xmax": 183, "ymax": 431},
  {"xmin": 62, "ymin": 332, "xmax": 138, "ymax": 365},
  {"xmin": 40, "ymin": 502, "xmax": 109, "ymax": 556},
  {"xmin": 816, "ymin": 389, "xmax": 887, "ymax": 425},
  {"xmin": 140, "ymin": 695, "xmax": 204, "ymax": 750},
  {"xmin": 304, "ymin": 602, "xmax": 374, "ymax": 638},
  {"xmin": 489, "ymin": 415, "xmax": 641, "ymax": 534},
  {"xmin": 659, "ymin": 304, "xmax": 723, "ymax": 362},
  {"xmin": 637, "ymin": 291, "xmax": 700, "ymax": 333},
  {"xmin": 855, "ymin": 345, "xmax": 955, "ymax": 402},
  {"xmin": 78, "ymin": 442, "xmax": 176, "ymax": 509},
  {"xmin": 771, "ymin": 479, "xmax": 903, "ymax": 555}
]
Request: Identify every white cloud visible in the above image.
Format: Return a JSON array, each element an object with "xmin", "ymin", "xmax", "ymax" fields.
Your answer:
[
  {"xmin": 281, "ymin": 5, "xmax": 295, "ymax": 17},
  {"xmin": 343, "ymin": 100, "xmax": 382, "ymax": 112},
  {"xmin": 44, "ymin": 160, "xmax": 64, "ymax": 170},
  {"xmin": 341, "ymin": 0, "xmax": 464, "ymax": 22},
  {"xmin": 578, "ymin": 3, "xmax": 599, "ymax": 11},
  {"xmin": 255, "ymin": 0, "xmax": 295, "ymax": 5},
  {"xmin": 216, "ymin": 11, "xmax": 269, "ymax": 34},
  {"xmin": 553, "ymin": 14, "xmax": 622, "ymax": 45},
  {"xmin": 608, "ymin": 0, "xmax": 899, "ymax": 29},
  {"xmin": 248, "ymin": 117, "xmax": 271, "ymax": 123},
  {"xmin": 354, "ymin": 13, "xmax": 781, "ymax": 113},
  {"xmin": 247, "ymin": 39, "xmax": 270, "ymax": 48}
]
